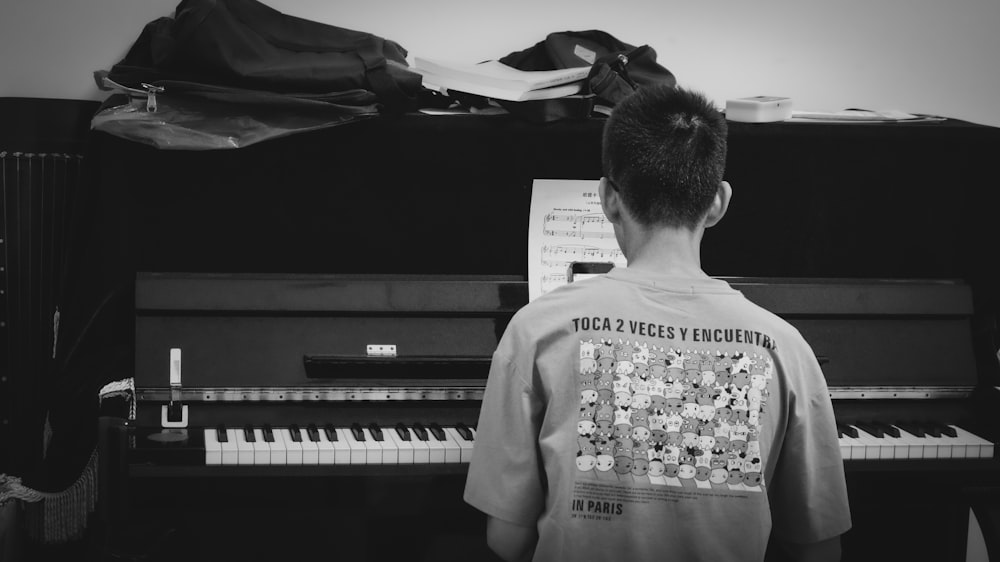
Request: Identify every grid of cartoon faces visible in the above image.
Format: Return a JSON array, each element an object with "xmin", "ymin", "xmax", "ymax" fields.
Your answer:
[{"xmin": 576, "ymin": 339, "xmax": 772, "ymax": 492}]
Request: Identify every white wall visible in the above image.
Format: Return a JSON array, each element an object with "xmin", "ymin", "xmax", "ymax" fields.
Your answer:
[{"xmin": 2, "ymin": 0, "xmax": 998, "ymax": 127}]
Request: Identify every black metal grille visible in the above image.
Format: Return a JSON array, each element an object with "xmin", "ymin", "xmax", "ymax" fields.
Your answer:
[{"xmin": 1, "ymin": 151, "xmax": 84, "ymax": 474}]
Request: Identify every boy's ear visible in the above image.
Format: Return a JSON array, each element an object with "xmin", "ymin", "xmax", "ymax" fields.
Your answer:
[
  {"xmin": 704, "ymin": 181, "xmax": 732, "ymax": 228},
  {"xmin": 599, "ymin": 177, "xmax": 623, "ymax": 225}
]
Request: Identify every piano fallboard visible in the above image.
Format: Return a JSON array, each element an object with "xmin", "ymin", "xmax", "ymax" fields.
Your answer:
[
  {"xmin": 118, "ymin": 274, "xmax": 999, "ymax": 474},
  {"xmin": 134, "ymin": 274, "xmax": 980, "ymax": 391}
]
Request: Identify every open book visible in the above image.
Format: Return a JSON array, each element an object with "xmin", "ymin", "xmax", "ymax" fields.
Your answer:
[{"xmin": 413, "ymin": 57, "xmax": 589, "ymax": 101}]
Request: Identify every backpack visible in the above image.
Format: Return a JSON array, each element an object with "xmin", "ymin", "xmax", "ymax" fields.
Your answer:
[
  {"xmin": 103, "ymin": 0, "xmax": 422, "ymax": 114},
  {"xmin": 496, "ymin": 30, "xmax": 677, "ymax": 122}
]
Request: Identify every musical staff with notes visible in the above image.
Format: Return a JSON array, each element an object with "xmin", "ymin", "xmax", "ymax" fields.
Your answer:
[
  {"xmin": 542, "ymin": 212, "xmax": 616, "ymax": 239},
  {"xmin": 528, "ymin": 179, "xmax": 627, "ymax": 300}
]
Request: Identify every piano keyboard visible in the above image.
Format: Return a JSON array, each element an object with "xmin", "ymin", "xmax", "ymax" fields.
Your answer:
[
  {"xmin": 202, "ymin": 422, "xmax": 476, "ymax": 466},
  {"xmin": 837, "ymin": 422, "xmax": 995, "ymax": 460}
]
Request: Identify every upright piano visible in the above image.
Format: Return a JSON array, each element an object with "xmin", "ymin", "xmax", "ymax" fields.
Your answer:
[{"xmin": 80, "ymin": 114, "xmax": 1000, "ymax": 561}]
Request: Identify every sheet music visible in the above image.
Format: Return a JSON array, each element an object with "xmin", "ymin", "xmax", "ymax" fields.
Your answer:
[{"xmin": 528, "ymin": 179, "xmax": 627, "ymax": 301}]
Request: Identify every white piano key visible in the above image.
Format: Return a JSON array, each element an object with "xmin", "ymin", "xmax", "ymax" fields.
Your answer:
[
  {"xmin": 359, "ymin": 428, "xmax": 384, "ymax": 464},
  {"xmin": 836, "ymin": 425, "xmax": 865, "ymax": 460},
  {"xmin": 385, "ymin": 426, "xmax": 414, "ymax": 464},
  {"xmin": 408, "ymin": 427, "xmax": 431, "ymax": 464},
  {"xmin": 316, "ymin": 429, "xmax": 336, "ymax": 465},
  {"xmin": 301, "ymin": 431, "xmax": 320, "ymax": 465},
  {"xmin": 849, "ymin": 426, "xmax": 889, "ymax": 460},
  {"xmin": 923, "ymin": 432, "xmax": 950, "ymax": 459},
  {"xmin": 951, "ymin": 426, "xmax": 995, "ymax": 459},
  {"xmin": 252, "ymin": 429, "xmax": 270, "ymax": 465},
  {"xmin": 918, "ymin": 431, "xmax": 938, "ymax": 459},
  {"xmin": 944, "ymin": 432, "xmax": 967, "ymax": 459},
  {"xmin": 221, "ymin": 429, "xmax": 239, "ymax": 465},
  {"xmin": 267, "ymin": 427, "xmax": 287, "ymax": 465},
  {"xmin": 880, "ymin": 431, "xmax": 907, "ymax": 460},
  {"xmin": 343, "ymin": 428, "xmax": 369, "ymax": 464},
  {"xmin": 835, "ymin": 432, "xmax": 852, "ymax": 460},
  {"xmin": 890, "ymin": 426, "xmax": 925, "ymax": 460},
  {"xmin": 331, "ymin": 429, "xmax": 352, "ymax": 464},
  {"xmin": 370, "ymin": 427, "xmax": 398, "ymax": 464},
  {"xmin": 431, "ymin": 426, "xmax": 461, "ymax": 464},
  {"xmin": 444, "ymin": 427, "xmax": 474, "ymax": 463},
  {"xmin": 840, "ymin": 428, "xmax": 872, "ymax": 460},
  {"xmin": 235, "ymin": 429, "xmax": 255, "ymax": 465},
  {"xmin": 280, "ymin": 428, "xmax": 303, "ymax": 464},
  {"xmin": 470, "ymin": 428, "xmax": 477, "ymax": 461},
  {"xmin": 421, "ymin": 430, "xmax": 446, "ymax": 463},
  {"xmin": 204, "ymin": 429, "xmax": 222, "ymax": 465},
  {"xmin": 862, "ymin": 426, "xmax": 907, "ymax": 460}
]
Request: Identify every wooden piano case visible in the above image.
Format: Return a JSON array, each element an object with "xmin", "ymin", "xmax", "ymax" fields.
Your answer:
[{"xmin": 78, "ymin": 114, "xmax": 1000, "ymax": 561}]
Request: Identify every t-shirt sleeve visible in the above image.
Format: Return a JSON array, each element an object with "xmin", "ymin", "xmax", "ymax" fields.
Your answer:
[
  {"xmin": 768, "ymin": 343, "xmax": 852, "ymax": 544},
  {"xmin": 463, "ymin": 348, "xmax": 545, "ymax": 526}
]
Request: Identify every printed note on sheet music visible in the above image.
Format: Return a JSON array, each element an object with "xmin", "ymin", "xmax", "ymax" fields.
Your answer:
[{"xmin": 528, "ymin": 179, "xmax": 627, "ymax": 301}]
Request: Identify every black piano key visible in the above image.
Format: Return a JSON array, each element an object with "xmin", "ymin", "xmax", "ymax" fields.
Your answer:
[
  {"xmin": 455, "ymin": 423, "xmax": 474, "ymax": 441},
  {"xmin": 216, "ymin": 424, "xmax": 228, "ymax": 442},
  {"xmin": 289, "ymin": 424, "xmax": 303, "ymax": 442},
  {"xmin": 872, "ymin": 421, "xmax": 900, "ymax": 438},
  {"xmin": 367, "ymin": 423, "xmax": 384, "ymax": 441},
  {"xmin": 836, "ymin": 422, "xmax": 858, "ymax": 439},
  {"xmin": 855, "ymin": 422, "xmax": 884, "ymax": 438},
  {"xmin": 262, "ymin": 424, "xmax": 275, "ymax": 442},
  {"xmin": 394, "ymin": 422, "xmax": 412, "ymax": 441},
  {"xmin": 243, "ymin": 425, "xmax": 256, "ymax": 442},
  {"xmin": 923, "ymin": 422, "xmax": 942, "ymax": 438},
  {"xmin": 428, "ymin": 423, "xmax": 447, "ymax": 441},
  {"xmin": 895, "ymin": 421, "xmax": 925, "ymax": 437},
  {"xmin": 935, "ymin": 423, "xmax": 958, "ymax": 438},
  {"xmin": 306, "ymin": 424, "xmax": 320, "ymax": 442},
  {"xmin": 323, "ymin": 424, "xmax": 338, "ymax": 441},
  {"xmin": 412, "ymin": 423, "xmax": 429, "ymax": 441},
  {"xmin": 350, "ymin": 423, "xmax": 365, "ymax": 441}
]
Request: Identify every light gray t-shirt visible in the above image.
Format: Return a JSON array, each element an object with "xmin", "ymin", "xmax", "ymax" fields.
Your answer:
[{"xmin": 464, "ymin": 268, "xmax": 851, "ymax": 561}]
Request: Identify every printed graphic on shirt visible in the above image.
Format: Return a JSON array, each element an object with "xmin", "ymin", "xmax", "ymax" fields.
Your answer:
[{"xmin": 576, "ymin": 339, "xmax": 772, "ymax": 493}]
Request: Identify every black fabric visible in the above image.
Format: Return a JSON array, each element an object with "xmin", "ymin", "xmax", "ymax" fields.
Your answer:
[
  {"xmin": 500, "ymin": 30, "xmax": 676, "ymax": 108},
  {"xmin": 104, "ymin": 0, "xmax": 421, "ymax": 113},
  {"xmin": 495, "ymin": 96, "xmax": 595, "ymax": 124}
]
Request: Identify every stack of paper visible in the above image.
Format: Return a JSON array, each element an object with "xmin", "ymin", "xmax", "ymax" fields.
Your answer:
[
  {"xmin": 787, "ymin": 109, "xmax": 941, "ymax": 123},
  {"xmin": 413, "ymin": 57, "xmax": 590, "ymax": 102}
]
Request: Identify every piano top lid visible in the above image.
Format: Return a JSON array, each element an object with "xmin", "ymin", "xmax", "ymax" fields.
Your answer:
[
  {"xmin": 724, "ymin": 277, "xmax": 974, "ymax": 316},
  {"xmin": 135, "ymin": 272, "xmax": 527, "ymax": 314},
  {"xmin": 136, "ymin": 273, "xmax": 974, "ymax": 317}
]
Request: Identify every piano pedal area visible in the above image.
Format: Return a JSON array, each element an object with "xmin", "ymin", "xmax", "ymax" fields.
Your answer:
[{"xmin": 105, "ymin": 472, "xmax": 492, "ymax": 562}]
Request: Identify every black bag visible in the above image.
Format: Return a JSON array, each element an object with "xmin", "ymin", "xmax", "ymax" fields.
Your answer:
[
  {"xmin": 104, "ymin": 0, "xmax": 422, "ymax": 113},
  {"xmin": 497, "ymin": 30, "xmax": 677, "ymax": 121}
]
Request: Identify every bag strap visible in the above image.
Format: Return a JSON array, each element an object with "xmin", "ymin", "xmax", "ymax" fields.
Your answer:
[
  {"xmin": 587, "ymin": 45, "xmax": 664, "ymax": 105},
  {"xmin": 355, "ymin": 36, "xmax": 418, "ymax": 113}
]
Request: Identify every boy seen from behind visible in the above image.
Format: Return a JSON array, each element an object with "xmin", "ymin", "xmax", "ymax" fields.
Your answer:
[{"xmin": 464, "ymin": 85, "xmax": 851, "ymax": 562}]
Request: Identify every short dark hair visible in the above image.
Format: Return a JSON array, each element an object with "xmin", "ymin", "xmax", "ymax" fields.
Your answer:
[{"xmin": 601, "ymin": 85, "xmax": 728, "ymax": 228}]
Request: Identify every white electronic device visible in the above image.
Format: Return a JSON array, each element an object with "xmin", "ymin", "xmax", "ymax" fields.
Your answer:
[{"xmin": 725, "ymin": 96, "xmax": 794, "ymax": 123}]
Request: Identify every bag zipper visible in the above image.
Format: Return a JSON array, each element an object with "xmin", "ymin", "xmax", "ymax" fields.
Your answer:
[
  {"xmin": 612, "ymin": 55, "xmax": 636, "ymax": 87},
  {"xmin": 99, "ymin": 74, "xmax": 164, "ymax": 112}
]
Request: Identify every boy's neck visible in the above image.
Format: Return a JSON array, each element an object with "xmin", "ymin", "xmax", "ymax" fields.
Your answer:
[{"xmin": 619, "ymin": 223, "xmax": 710, "ymax": 279}]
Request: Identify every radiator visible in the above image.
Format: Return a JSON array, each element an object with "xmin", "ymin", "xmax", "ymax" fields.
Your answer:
[{"xmin": 0, "ymin": 151, "xmax": 85, "ymax": 474}]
